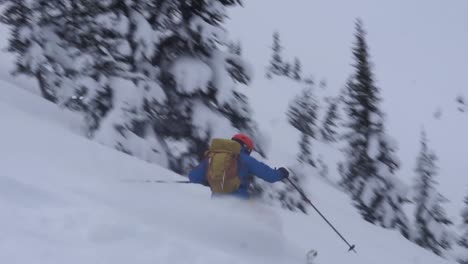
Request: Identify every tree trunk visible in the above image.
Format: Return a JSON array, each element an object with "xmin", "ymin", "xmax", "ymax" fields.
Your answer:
[{"xmin": 36, "ymin": 70, "xmax": 56, "ymax": 103}]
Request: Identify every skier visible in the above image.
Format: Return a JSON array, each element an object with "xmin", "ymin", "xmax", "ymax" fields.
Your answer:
[{"xmin": 188, "ymin": 133, "xmax": 289, "ymax": 199}]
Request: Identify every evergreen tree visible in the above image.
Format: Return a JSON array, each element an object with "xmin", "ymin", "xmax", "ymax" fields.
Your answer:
[
  {"xmin": 280, "ymin": 87, "xmax": 320, "ymax": 214},
  {"xmin": 297, "ymin": 133, "xmax": 314, "ymax": 167},
  {"xmin": 0, "ymin": 0, "xmax": 83, "ymax": 103},
  {"xmin": 316, "ymin": 155, "xmax": 329, "ymax": 178},
  {"xmin": 90, "ymin": 0, "xmax": 175, "ymax": 164},
  {"xmin": 276, "ymin": 167, "xmax": 308, "ymax": 214},
  {"xmin": 304, "ymin": 75, "xmax": 315, "ymax": 85},
  {"xmin": 84, "ymin": 85, "xmax": 113, "ymax": 137},
  {"xmin": 457, "ymin": 94, "xmax": 467, "ymax": 113},
  {"xmin": 267, "ymin": 31, "xmax": 284, "ymax": 77},
  {"xmin": 155, "ymin": 0, "xmax": 258, "ymax": 173},
  {"xmin": 1, "ymin": 0, "xmax": 260, "ymax": 173},
  {"xmin": 358, "ymin": 128, "xmax": 410, "ymax": 238},
  {"xmin": 341, "ymin": 20, "xmax": 409, "ymax": 235},
  {"xmin": 228, "ymin": 41, "xmax": 242, "ymax": 55},
  {"xmin": 0, "ymin": 0, "xmax": 162, "ymax": 133},
  {"xmin": 221, "ymin": 91, "xmax": 267, "ymax": 157},
  {"xmin": 283, "ymin": 62, "xmax": 291, "ymax": 77},
  {"xmin": 292, "ymin": 57, "xmax": 302, "ymax": 80},
  {"xmin": 321, "ymin": 98, "xmax": 340, "ymax": 142},
  {"xmin": 413, "ymin": 130, "xmax": 453, "ymax": 256},
  {"xmin": 288, "ymin": 86, "xmax": 317, "ymax": 166},
  {"xmin": 460, "ymin": 193, "xmax": 468, "ymax": 248},
  {"xmin": 459, "ymin": 193, "xmax": 468, "ymax": 264},
  {"xmin": 52, "ymin": 0, "xmax": 170, "ymax": 160},
  {"xmin": 341, "ymin": 19, "xmax": 383, "ymax": 196},
  {"xmin": 233, "ymin": 41, "xmax": 242, "ymax": 55},
  {"xmin": 287, "ymin": 87, "xmax": 318, "ymax": 139}
]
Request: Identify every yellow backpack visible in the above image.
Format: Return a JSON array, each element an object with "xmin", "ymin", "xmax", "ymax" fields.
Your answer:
[{"xmin": 205, "ymin": 138, "xmax": 241, "ymax": 193}]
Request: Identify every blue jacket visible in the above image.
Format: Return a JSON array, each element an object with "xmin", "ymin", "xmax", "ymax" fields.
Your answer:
[{"xmin": 188, "ymin": 147, "xmax": 285, "ymax": 198}]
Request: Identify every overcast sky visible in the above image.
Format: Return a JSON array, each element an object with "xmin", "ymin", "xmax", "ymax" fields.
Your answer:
[{"xmin": 228, "ymin": 0, "xmax": 468, "ymax": 99}]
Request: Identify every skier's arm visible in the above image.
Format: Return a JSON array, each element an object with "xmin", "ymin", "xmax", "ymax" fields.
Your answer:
[
  {"xmin": 242, "ymin": 155, "xmax": 285, "ymax": 183},
  {"xmin": 188, "ymin": 160, "xmax": 209, "ymax": 186}
]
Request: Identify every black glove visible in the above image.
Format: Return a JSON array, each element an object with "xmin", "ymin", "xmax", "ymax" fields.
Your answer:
[{"xmin": 278, "ymin": 167, "xmax": 289, "ymax": 179}]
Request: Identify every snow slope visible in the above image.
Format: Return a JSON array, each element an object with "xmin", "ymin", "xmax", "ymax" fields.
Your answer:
[
  {"xmin": 0, "ymin": 77, "xmax": 452, "ymax": 263},
  {"xmin": 0, "ymin": 84, "xmax": 299, "ymax": 264}
]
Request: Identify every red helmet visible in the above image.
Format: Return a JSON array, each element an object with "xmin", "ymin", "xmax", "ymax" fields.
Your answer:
[{"xmin": 232, "ymin": 133, "xmax": 254, "ymax": 152}]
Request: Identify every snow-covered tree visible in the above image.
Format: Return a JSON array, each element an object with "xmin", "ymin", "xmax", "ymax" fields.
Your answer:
[
  {"xmin": 306, "ymin": 249, "xmax": 318, "ymax": 264},
  {"xmin": 221, "ymin": 91, "xmax": 266, "ymax": 157},
  {"xmin": 297, "ymin": 133, "xmax": 314, "ymax": 167},
  {"xmin": 275, "ymin": 167, "xmax": 308, "ymax": 214},
  {"xmin": 153, "ymin": 0, "xmax": 258, "ymax": 173},
  {"xmin": 288, "ymin": 87, "xmax": 318, "ymax": 139},
  {"xmin": 460, "ymin": 193, "xmax": 468, "ymax": 247},
  {"xmin": 278, "ymin": 87, "xmax": 320, "ymax": 214},
  {"xmin": 358, "ymin": 129, "xmax": 410, "ymax": 238},
  {"xmin": 341, "ymin": 19, "xmax": 383, "ymax": 196},
  {"xmin": 458, "ymin": 193, "xmax": 468, "ymax": 264},
  {"xmin": 288, "ymin": 86, "xmax": 319, "ymax": 167},
  {"xmin": 0, "ymin": 0, "xmax": 86, "ymax": 103},
  {"xmin": 292, "ymin": 57, "xmax": 302, "ymax": 81},
  {"xmin": 316, "ymin": 155, "xmax": 329, "ymax": 178},
  {"xmin": 236, "ymin": 42, "xmax": 242, "ymax": 55},
  {"xmin": 110, "ymin": 0, "xmax": 258, "ymax": 171},
  {"xmin": 283, "ymin": 62, "xmax": 291, "ymax": 77},
  {"xmin": 229, "ymin": 40, "xmax": 242, "ymax": 56},
  {"xmin": 267, "ymin": 31, "xmax": 284, "ymax": 77},
  {"xmin": 84, "ymin": 85, "xmax": 113, "ymax": 136},
  {"xmin": 413, "ymin": 130, "xmax": 453, "ymax": 256},
  {"xmin": 1, "ymin": 0, "xmax": 261, "ymax": 173},
  {"xmin": 457, "ymin": 94, "xmax": 467, "ymax": 113},
  {"xmin": 340, "ymin": 20, "xmax": 409, "ymax": 236},
  {"xmin": 304, "ymin": 75, "xmax": 315, "ymax": 85},
  {"xmin": 1, "ymin": 0, "xmax": 161, "ymax": 126},
  {"xmin": 320, "ymin": 98, "xmax": 340, "ymax": 142}
]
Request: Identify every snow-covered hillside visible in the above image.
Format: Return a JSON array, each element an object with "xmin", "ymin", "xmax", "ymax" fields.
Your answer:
[
  {"xmin": 1, "ymin": 0, "xmax": 467, "ymax": 263},
  {"xmin": 0, "ymin": 76, "xmax": 452, "ymax": 263}
]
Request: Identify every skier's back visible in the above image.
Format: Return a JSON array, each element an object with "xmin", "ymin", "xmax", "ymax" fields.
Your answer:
[{"xmin": 188, "ymin": 133, "xmax": 289, "ymax": 199}]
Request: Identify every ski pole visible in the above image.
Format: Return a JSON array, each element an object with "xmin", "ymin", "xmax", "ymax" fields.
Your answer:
[
  {"xmin": 153, "ymin": 180, "xmax": 191, "ymax": 184},
  {"xmin": 285, "ymin": 177, "xmax": 357, "ymax": 253},
  {"xmin": 122, "ymin": 179, "xmax": 191, "ymax": 184}
]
